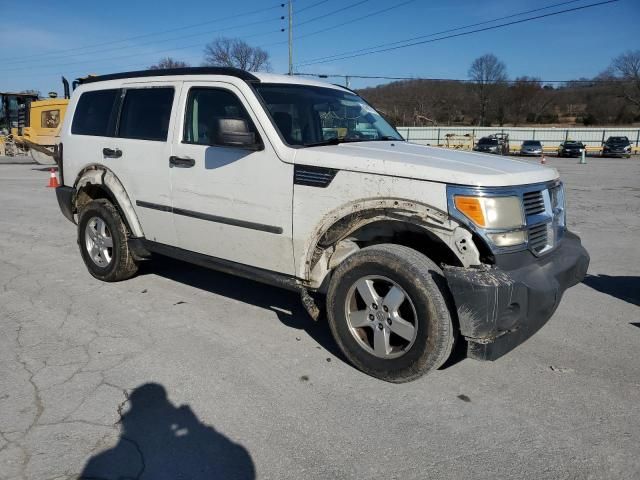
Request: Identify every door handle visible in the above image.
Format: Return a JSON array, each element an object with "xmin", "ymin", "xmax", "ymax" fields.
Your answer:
[
  {"xmin": 103, "ymin": 147, "xmax": 122, "ymax": 158},
  {"xmin": 169, "ymin": 156, "xmax": 195, "ymax": 168}
]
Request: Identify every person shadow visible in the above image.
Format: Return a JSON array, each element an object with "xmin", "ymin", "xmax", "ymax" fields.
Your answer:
[
  {"xmin": 582, "ymin": 274, "xmax": 640, "ymax": 307},
  {"xmin": 79, "ymin": 383, "xmax": 255, "ymax": 480}
]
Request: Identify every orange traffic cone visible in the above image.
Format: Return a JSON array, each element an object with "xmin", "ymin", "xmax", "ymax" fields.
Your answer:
[
  {"xmin": 47, "ymin": 168, "xmax": 59, "ymax": 188},
  {"xmin": 540, "ymin": 155, "xmax": 546, "ymax": 165}
]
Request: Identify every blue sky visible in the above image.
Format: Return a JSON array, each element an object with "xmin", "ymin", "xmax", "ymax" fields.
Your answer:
[{"xmin": 1, "ymin": 0, "xmax": 638, "ymax": 95}]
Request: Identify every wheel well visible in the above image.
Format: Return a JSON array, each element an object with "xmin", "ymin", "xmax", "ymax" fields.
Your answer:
[
  {"xmin": 76, "ymin": 184, "xmax": 132, "ymax": 233},
  {"xmin": 345, "ymin": 220, "xmax": 463, "ymax": 268}
]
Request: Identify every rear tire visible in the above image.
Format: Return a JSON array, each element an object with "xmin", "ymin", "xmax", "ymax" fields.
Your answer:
[
  {"xmin": 326, "ymin": 244, "xmax": 456, "ymax": 383},
  {"xmin": 77, "ymin": 199, "xmax": 138, "ymax": 282}
]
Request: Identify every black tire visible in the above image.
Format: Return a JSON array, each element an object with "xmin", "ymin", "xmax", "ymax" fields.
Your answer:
[
  {"xmin": 77, "ymin": 199, "xmax": 138, "ymax": 282},
  {"xmin": 326, "ymin": 244, "xmax": 456, "ymax": 383}
]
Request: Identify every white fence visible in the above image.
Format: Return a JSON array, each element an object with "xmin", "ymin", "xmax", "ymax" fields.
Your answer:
[{"xmin": 396, "ymin": 126, "xmax": 640, "ymax": 148}]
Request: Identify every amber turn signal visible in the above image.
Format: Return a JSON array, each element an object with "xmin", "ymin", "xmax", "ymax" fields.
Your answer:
[{"xmin": 454, "ymin": 196, "xmax": 486, "ymax": 227}]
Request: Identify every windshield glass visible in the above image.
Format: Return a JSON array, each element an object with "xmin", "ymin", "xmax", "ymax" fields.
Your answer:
[
  {"xmin": 607, "ymin": 136, "xmax": 629, "ymax": 143},
  {"xmin": 478, "ymin": 138, "xmax": 498, "ymax": 145},
  {"xmin": 254, "ymin": 84, "xmax": 403, "ymax": 147},
  {"xmin": 523, "ymin": 141, "xmax": 541, "ymax": 146}
]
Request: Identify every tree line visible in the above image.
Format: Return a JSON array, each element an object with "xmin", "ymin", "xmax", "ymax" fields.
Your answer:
[{"xmin": 358, "ymin": 51, "xmax": 640, "ymax": 127}]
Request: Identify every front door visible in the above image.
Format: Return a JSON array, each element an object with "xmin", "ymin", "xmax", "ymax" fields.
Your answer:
[{"xmin": 169, "ymin": 81, "xmax": 294, "ymax": 275}]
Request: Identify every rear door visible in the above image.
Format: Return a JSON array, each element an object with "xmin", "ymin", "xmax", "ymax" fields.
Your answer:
[
  {"xmin": 108, "ymin": 82, "xmax": 181, "ymax": 245},
  {"xmin": 169, "ymin": 81, "xmax": 294, "ymax": 274}
]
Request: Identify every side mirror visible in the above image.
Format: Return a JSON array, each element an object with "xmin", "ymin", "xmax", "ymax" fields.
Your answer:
[{"xmin": 215, "ymin": 118, "xmax": 261, "ymax": 150}]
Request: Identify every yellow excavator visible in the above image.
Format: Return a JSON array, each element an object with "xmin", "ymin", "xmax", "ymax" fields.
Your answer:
[{"xmin": 1, "ymin": 77, "xmax": 77, "ymax": 164}]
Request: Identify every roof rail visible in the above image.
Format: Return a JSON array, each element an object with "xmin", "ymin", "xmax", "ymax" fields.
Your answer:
[{"xmin": 77, "ymin": 67, "xmax": 260, "ymax": 85}]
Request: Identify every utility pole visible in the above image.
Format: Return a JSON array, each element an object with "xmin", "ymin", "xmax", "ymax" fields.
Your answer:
[{"xmin": 288, "ymin": 0, "xmax": 293, "ymax": 75}]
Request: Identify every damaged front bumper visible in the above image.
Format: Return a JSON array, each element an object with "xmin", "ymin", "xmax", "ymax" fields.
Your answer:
[{"xmin": 443, "ymin": 230, "xmax": 589, "ymax": 361}]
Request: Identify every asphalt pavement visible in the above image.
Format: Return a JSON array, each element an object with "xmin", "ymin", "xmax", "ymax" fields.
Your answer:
[{"xmin": 0, "ymin": 157, "xmax": 638, "ymax": 479}]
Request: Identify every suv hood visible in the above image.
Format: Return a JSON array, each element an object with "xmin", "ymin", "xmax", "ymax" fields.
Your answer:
[{"xmin": 293, "ymin": 141, "xmax": 558, "ymax": 187}]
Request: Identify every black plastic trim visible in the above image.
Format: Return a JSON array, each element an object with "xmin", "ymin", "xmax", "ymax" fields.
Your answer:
[
  {"xmin": 443, "ymin": 230, "xmax": 590, "ymax": 361},
  {"xmin": 78, "ymin": 67, "xmax": 260, "ymax": 85},
  {"xmin": 142, "ymin": 240, "xmax": 300, "ymax": 291},
  {"xmin": 55, "ymin": 186, "xmax": 76, "ymax": 224},
  {"xmin": 135, "ymin": 200, "xmax": 283, "ymax": 234},
  {"xmin": 294, "ymin": 165, "xmax": 338, "ymax": 188}
]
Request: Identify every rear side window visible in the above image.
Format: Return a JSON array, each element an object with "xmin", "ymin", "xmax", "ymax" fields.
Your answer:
[
  {"xmin": 118, "ymin": 88, "xmax": 174, "ymax": 141},
  {"xmin": 72, "ymin": 89, "xmax": 119, "ymax": 136}
]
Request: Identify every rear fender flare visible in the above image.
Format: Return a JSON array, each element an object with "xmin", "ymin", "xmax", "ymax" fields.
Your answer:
[{"xmin": 74, "ymin": 166, "xmax": 144, "ymax": 238}]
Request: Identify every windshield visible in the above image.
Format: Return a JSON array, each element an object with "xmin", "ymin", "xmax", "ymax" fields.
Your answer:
[
  {"xmin": 523, "ymin": 141, "xmax": 541, "ymax": 146},
  {"xmin": 254, "ymin": 84, "xmax": 403, "ymax": 147},
  {"xmin": 478, "ymin": 138, "xmax": 499, "ymax": 145},
  {"xmin": 607, "ymin": 136, "xmax": 629, "ymax": 144}
]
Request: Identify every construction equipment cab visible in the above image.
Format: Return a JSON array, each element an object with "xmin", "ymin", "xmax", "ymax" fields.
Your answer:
[{"xmin": 55, "ymin": 67, "xmax": 589, "ymax": 383}]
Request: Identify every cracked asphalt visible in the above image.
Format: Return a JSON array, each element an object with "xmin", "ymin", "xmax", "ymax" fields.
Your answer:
[{"xmin": 1, "ymin": 157, "xmax": 638, "ymax": 479}]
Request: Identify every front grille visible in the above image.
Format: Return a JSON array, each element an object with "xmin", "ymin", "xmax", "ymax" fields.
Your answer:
[
  {"xmin": 523, "ymin": 190, "xmax": 545, "ymax": 216},
  {"xmin": 528, "ymin": 224, "xmax": 548, "ymax": 253}
]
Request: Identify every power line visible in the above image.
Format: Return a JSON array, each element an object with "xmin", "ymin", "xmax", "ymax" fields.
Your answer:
[
  {"xmin": 296, "ymin": 0, "xmax": 371, "ymax": 27},
  {"xmin": 3, "ymin": 17, "xmax": 284, "ymax": 72},
  {"xmin": 0, "ymin": 2, "xmax": 284, "ymax": 64},
  {"xmin": 296, "ymin": 0, "xmax": 586, "ymax": 64},
  {"xmin": 263, "ymin": 0, "xmax": 419, "ymax": 48},
  {"xmin": 2, "ymin": 28, "xmax": 281, "ymax": 77},
  {"xmin": 296, "ymin": 0, "xmax": 617, "ymax": 66},
  {"xmin": 295, "ymin": 73, "xmax": 629, "ymax": 84},
  {"xmin": 296, "ymin": 0, "xmax": 332, "ymax": 14}
]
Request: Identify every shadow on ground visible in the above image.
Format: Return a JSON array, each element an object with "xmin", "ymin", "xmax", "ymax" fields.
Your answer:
[
  {"xmin": 582, "ymin": 274, "xmax": 640, "ymax": 307},
  {"xmin": 80, "ymin": 383, "xmax": 255, "ymax": 479},
  {"xmin": 140, "ymin": 256, "xmax": 344, "ymax": 359}
]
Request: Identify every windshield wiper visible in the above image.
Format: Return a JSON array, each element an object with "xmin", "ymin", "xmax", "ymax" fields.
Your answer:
[
  {"xmin": 302, "ymin": 138, "xmax": 367, "ymax": 148},
  {"xmin": 369, "ymin": 136, "xmax": 402, "ymax": 141}
]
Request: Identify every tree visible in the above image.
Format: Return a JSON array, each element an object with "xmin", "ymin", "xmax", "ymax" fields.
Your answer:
[
  {"xmin": 149, "ymin": 57, "xmax": 190, "ymax": 70},
  {"xmin": 609, "ymin": 50, "xmax": 640, "ymax": 110},
  {"xmin": 468, "ymin": 54, "xmax": 507, "ymax": 126},
  {"xmin": 203, "ymin": 37, "xmax": 270, "ymax": 72}
]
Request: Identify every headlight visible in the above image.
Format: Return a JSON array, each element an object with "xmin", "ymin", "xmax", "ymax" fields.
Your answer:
[{"xmin": 453, "ymin": 195, "xmax": 524, "ymax": 229}]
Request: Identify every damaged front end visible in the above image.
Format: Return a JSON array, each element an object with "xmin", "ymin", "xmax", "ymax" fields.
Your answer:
[{"xmin": 443, "ymin": 231, "xmax": 589, "ymax": 360}]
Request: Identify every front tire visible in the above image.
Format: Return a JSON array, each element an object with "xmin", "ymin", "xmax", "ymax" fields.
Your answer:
[
  {"xmin": 77, "ymin": 199, "xmax": 138, "ymax": 282},
  {"xmin": 326, "ymin": 244, "xmax": 456, "ymax": 383}
]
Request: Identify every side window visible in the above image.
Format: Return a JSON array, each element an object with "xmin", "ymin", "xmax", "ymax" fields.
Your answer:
[
  {"xmin": 118, "ymin": 87, "xmax": 174, "ymax": 141},
  {"xmin": 184, "ymin": 88, "xmax": 258, "ymax": 146},
  {"xmin": 71, "ymin": 89, "xmax": 119, "ymax": 136}
]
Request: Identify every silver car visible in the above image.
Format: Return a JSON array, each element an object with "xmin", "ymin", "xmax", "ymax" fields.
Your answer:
[{"xmin": 520, "ymin": 140, "xmax": 543, "ymax": 156}]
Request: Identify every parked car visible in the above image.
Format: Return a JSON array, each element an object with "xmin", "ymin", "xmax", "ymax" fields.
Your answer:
[
  {"xmin": 473, "ymin": 134, "xmax": 509, "ymax": 155},
  {"xmin": 557, "ymin": 141, "xmax": 585, "ymax": 158},
  {"xmin": 602, "ymin": 136, "xmax": 632, "ymax": 158},
  {"xmin": 520, "ymin": 140, "xmax": 543, "ymax": 156},
  {"xmin": 54, "ymin": 67, "xmax": 589, "ymax": 382}
]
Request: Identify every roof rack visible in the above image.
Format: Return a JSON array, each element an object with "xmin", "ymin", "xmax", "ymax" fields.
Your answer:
[{"xmin": 78, "ymin": 67, "xmax": 260, "ymax": 85}]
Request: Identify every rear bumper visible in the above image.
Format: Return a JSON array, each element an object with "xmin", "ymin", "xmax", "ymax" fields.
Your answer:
[
  {"xmin": 443, "ymin": 231, "xmax": 589, "ymax": 361},
  {"xmin": 55, "ymin": 186, "xmax": 76, "ymax": 224}
]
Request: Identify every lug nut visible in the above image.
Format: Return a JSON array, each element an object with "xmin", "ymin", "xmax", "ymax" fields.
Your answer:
[
  {"xmin": 369, "ymin": 314, "xmax": 374, "ymax": 321},
  {"xmin": 383, "ymin": 305, "xmax": 388, "ymax": 312},
  {"xmin": 386, "ymin": 318, "xmax": 392, "ymax": 325},
  {"xmin": 377, "ymin": 323, "xmax": 383, "ymax": 330},
  {"xmin": 371, "ymin": 303, "xmax": 378, "ymax": 310}
]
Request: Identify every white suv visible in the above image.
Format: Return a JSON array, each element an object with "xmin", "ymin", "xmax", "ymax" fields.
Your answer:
[{"xmin": 55, "ymin": 67, "xmax": 589, "ymax": 382}]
